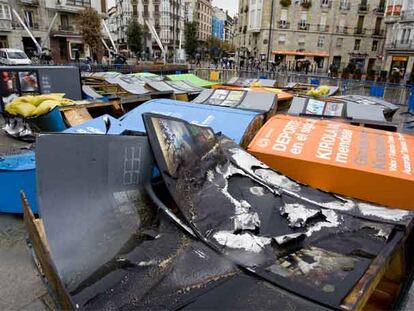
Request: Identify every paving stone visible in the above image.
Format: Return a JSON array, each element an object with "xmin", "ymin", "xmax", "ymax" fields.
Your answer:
[{"xmin": 0, "ymin": 214, "xmax": 50, "ymax": 310}]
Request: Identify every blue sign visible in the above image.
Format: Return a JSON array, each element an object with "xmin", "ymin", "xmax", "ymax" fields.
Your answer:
[{"xmin": 120, "ymin": 99, "xmax": 260, "ymax": 144}]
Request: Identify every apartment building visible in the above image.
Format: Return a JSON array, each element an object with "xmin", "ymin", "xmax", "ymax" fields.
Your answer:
[
  {"xmin": 0, "ymin": 0, "xmax": 107, "ymax": 62},
  {"xmin": 113, "ymin": 0, "xmax": 184, "ymax": 58},
  {"xmin": 225, "ymin": 12, "xmax": 235, "ymax": 43},
  {"xmin": 184, "ymin": 0, "xmax": 212, "ymax": 43},
  {"xmin": 384, "ymin": 0, "xmax": 414, "ymax": 77},
  {"xmin": 46, "ymin": 0, "xmax": 107, "ymax": 63},
  {"xmin": 237, "ymin": 0, "xmax": 387, "ymax": 72},
  {"xmin": 1, "ymin": 0, "xmax": 49, "ymax": 57},
  {"xmin": 212, "ymin": 7, "xmax": 225, "ymax": 40}
]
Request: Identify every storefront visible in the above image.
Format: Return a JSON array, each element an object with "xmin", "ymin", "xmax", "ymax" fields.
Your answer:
[
  {"xmin": 0, "ymin": 35, "xmax": 8, "ymax": 48},
  {"xmin": 272, "ymin": 50, "xmax": 329, "ymax": 72},
  {"xmin": 348, "ymin": 53, "xmax": 368, "ymax": 70},
  {"xmin": 390, "ymin": 55, "xmax": 409, "ymax": 75},
  {"xmin": 50, "ymin": 34, "xmax": 90, "ymax": 63}
]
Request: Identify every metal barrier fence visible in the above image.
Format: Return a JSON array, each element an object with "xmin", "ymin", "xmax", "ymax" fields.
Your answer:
[
  {"xmin": 191, "ymin": 68, "xmax": 413, "ymax": 107},
  {"xmin": 67, "ymin": 63, "xmax": 189, "ymax": 75}
]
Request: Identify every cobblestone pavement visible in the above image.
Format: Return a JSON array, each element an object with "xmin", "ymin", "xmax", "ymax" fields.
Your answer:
[{"xmin": 0, "ymin": 214, "xmax": 54, "ymax": 311}]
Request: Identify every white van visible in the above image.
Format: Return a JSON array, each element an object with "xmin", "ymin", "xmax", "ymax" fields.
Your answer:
[{"xmin": 0, "ymin": 48, "xmax": 32, "ymax": 65}]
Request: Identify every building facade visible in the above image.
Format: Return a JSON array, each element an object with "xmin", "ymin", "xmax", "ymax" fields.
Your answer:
[
  {"xmin": 46, "ymin": 0, "xmax": 107, "ymax": 63},
  {"xmin": 0, "ymin": 0, "xmax": 107, "ymax": 63},
  {"xmin": 184, "ymin": 0, "xmax": 212, "ymax": 43},
  {"xmin": 112, "ymin": 0, "xmax": 184, "ymax": 58},
  {"xmin": 212, "ymin": 6, "xmax": 225, "ymax": 40},
  {"xmin": 224, "ymin": 12, "xmax": 235, "ymax": 43},
  {"xmin": 237, "ymin": 0, "xmax": 387, "ymax": 73},
  {"xmin": 1, "ymin": 0, "xmax": 49, "ymax": 57},
  {"xmin": 384, "ymin": 0, "xmax": 414, "ymax": 78}
]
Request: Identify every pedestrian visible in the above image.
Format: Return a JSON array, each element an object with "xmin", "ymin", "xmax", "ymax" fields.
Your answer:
[
  {"xmin": 305, "ymin": 61, "xmax": 310, "ymax": 75},
  {"xmin": 195, "ymin": 52, "xmax": 201, "ymax": 67},
  {"xmin": 75, "ymin": 49, "xmax": 80, "ymax": 63}
]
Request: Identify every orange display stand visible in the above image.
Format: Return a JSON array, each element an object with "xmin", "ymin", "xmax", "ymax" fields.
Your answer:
[{"xmin": 248, "ymin": 115, "xmax": 414, "ymax": 210}]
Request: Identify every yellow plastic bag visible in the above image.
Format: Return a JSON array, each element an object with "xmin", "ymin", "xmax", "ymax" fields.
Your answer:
[
  {"xmin": 6, "ymin": 102, "xmax": 36, "ymax": 117},
  {"xmin": 32, "ymin": 93, "xmax": 65, "ymax": 107},
  {"xmin": 32, "ymin": 100, "xmax": 60, "ymax": 116}
]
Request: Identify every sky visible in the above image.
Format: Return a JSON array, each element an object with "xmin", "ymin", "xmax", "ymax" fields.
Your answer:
[
  {"xmin": 106, "ymin": 0, "xmax": 239, "ymax": 16},
  {"xmin": 213, "ymin": 0, "xmax": 238, "ymax": 16}
]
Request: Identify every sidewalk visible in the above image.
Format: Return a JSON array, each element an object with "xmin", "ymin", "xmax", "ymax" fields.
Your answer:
[{"xmin": 0, "ymin": 214, "xmax": 53, "ymax": 311}]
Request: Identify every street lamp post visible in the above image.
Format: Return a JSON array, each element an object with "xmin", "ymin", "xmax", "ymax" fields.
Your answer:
[{"xmin": 266, "ymin": 0, "xmax": 275, "ymax": 70}]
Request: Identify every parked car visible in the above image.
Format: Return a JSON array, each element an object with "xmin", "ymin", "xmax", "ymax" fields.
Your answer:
[{"xmin": 0, "ymin": 48, "xmax": 32, "ymax": 65}]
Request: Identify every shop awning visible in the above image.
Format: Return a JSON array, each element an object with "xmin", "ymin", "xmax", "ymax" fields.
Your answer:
[{"xmin": 272, "ymin": 50, "xmax": 329, "ymax": 57}]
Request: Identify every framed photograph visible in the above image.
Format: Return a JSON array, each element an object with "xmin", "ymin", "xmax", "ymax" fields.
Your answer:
[{"xmin": 18, "ymin": 71, "xmax": 39, "ymax": 93}]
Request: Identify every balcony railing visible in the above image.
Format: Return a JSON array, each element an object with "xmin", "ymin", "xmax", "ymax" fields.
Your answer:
[
  {"xmin": 386, "ymin": 40, "xmax": 414, "ymax": 49},
  {"xmin": 354, "ymin": 27, "xmax": 366, "ymax": 35},
  {"xmin": 336, "ymin": 26, "xmax": 348, "ymax": 34},
  {"xmin": 317, "ymin": 24, "xmax": 329, "ymax": 32},
  {"xmin": 401, "ymin": 10, "xmax": 414, "ymax": 22},
  {"xmin": 298, "ymin": 22, "xmax": 310, "ymax": 30},
  {"xmin": 66, "ymin": 0, "xmax": 91, "ymax": 6},
  {"xmin": 358, "ymin": 3, "xmax": 369, "ymax": 12},
  {"xmin": 59, "ymin": 24, "xmax": 76, "ymax": 32},
  {"xmin": 0, "ymin": 20, "xmax": 12, "ymax": 32},
  {"xmin": 339, "ymin": 2, "xmax": 350, "ymax": 10},
  {"xmin": 20, "ymin": 0, "xmax": 39, "ymax": 5},
  {"xmin": 278, "ymin": 20, "xmax": 290, "ymax": 29},
  {"xmin": 12, "ymin": 21, "xmax": 39, "ymax": 30},
  {"xmin": 372, "ymin": 29, "xmax": 385, "ymax": 37}
]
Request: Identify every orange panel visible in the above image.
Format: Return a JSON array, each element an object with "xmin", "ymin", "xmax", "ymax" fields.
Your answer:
[{"xmin": 248, "ymin": 115, "xmax": 414, "ymax": 210}]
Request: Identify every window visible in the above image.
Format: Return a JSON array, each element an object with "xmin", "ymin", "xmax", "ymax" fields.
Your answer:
[
  {"xmin": 300, "ymin": 11, "xmax": 307, "ymax": 23},
  {"xmin": 317, "ymin": 36, "xmax": 325, "ymax": 47},
  {"xmin": 340, "ymin": 0, "xmax": 349, "ymax": 9},
  {"xmin": 406, "ymin": 29, "xmax": 411, "ymax": 44},
  {"xmin": 354, "ymin": 39, "xmax": 361, "ymax": 50},
  {"xmin": 280, "ymin": 9, "xmax": 287, "ymax": 21},
  {"xmin": 401, "ymin": 29, "xmax": 406, "ymax": 44},
  {"xmin": 61, "ymin": 14, "xmax": 69, "ymax": 29},
  {"xmin": 320, "ymin": 13, "xmax": 327, "ymax": 26},
  {"xmin": 322, "ymin": 0, "xmax": 329, "ymax": 4},
  {"xmin": 24, "ymin": 11, "xmax": 34, "ymax": 28},
  {"xmin": 279, "ymin": 34, "xmax": 286, "ymax": 43},
  {"xmin": 336, "ymin": 38, "xmax": 343, "ymax": 47},
  {"xmin": 0, "ymin": 4, "xmax": 11, "ymax": 20},
  {"xmin": 339, "ymin": 15, "xmax": 346, "ymax": 27},
  {"xmin": 298, "ymin": 35, "xmax": 305, "ymax": 46},
  {"xmin": 372, "ymin": 40, "xmax": 378, "ymax": 51}
]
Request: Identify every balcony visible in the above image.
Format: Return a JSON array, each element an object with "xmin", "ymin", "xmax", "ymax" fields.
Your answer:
[
  {"xmin": 336, "ymin": 26, "xmax": 348, "ymax": 34},
  {"xmin": 19, "ymin": 0, "xmax": 39, "ymax": 5},
  {"xmin": 339, "ymin": 2, "xmax": 350, "ymax": 10},
  {"xmin": 51, "ymin": 24, "xmax": 79, "ymax": 36},
  {"xmin": 354, "ymin": 27, "xmax": 366, "ymax": 35},
  {"xmin": 59, "ymin": 25, "xmax": 76, "ymax": 32},
  {"xmin": 317, "ymin": 24, "xmax": 329, "ymax": 32},
  {"xmin": 298, "ymin": 22, "xmax": 310, "ymax": 31},
  {"xmin": 401, "ymin": 10, "xmax": 414, "ymax": 22},
  {"xmin": 386, "ymin": 40, "xmax": 414, "ymax": 50},
  {"xmin": 375, "ymin": 5, "xmax": 385, "ymax": 14},
  {"xmin": 372, "ymin": 29, "xmax": 385, "ymax": 37},
  {"xmin": 0, "ymin": 19, "xmax": 12, "ymax": 32},
  {"xmin": 65, "ymin": 0, "xmax": 91, "ymax": 7},
  {"xmin": 12, "ymin": 21, "xmax": 39, "ymax": 30},
  {"xmin": 278, "ymin": 20, "xmax": 290, "ymax": 29},
  {"xmin": 320, "ymin": 0, "xmax": 331, "ymax": 9},
  {"xmin": 358, "ymin": 3, "xmax": 369, "ymax": 13}
]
